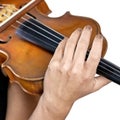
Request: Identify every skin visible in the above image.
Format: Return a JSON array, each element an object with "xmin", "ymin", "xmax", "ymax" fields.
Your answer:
[{"xmin": 6, "ymin": 25, "xmax": 110, "ymax": 120}]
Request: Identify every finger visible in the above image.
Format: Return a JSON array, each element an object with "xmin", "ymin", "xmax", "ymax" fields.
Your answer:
[
  {"xmin": 50, "ymin": 39, "xmax": 66, "ymax": 63},
  {"xmin": 92, "ymin": 76, "xmax": 111, "ymax": 92},
  {"xmin": 62, "ymin": 28, "xmax": 82, "ymax": 62},
  {"xmin": 73, "ymin": 25, "xmax": 92, "ymax": 66},
  {"xmin": 86, "ymin": 34, "xmax": 103, "ymax": 73}
]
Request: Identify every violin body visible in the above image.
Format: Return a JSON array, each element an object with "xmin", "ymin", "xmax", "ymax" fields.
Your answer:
[{"xmin": 0, "ymin": 0, "xmax": 107, "ymax": 95}]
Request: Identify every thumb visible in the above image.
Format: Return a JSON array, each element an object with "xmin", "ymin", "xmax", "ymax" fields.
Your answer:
[{"xmin": 92, "ymin": 76, "xmax": 111, "ymax": 92}]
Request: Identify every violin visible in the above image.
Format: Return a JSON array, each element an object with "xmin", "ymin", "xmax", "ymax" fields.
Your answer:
[{"xmin": 0, "ymin": 0, "xmax": 120, "ymax": 95}]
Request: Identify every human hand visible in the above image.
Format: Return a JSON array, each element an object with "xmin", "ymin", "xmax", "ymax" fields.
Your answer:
[{"xmin": 39, "ymin": 25, "xmax": 110, "ymax": 119}]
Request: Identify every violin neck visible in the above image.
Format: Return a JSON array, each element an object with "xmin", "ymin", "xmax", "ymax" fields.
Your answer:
[
  {"xmin": 97, "ymin": 58, "xmax": 120, "ymax": 84},
  {"xmin": 16, "ymin": 18, "xmax": 120, "ymax": 85}
]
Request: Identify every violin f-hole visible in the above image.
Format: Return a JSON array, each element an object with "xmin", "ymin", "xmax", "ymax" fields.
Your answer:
[{"xmin": 0, "ymin": 35, "xmax": 12, "ymax": 44}]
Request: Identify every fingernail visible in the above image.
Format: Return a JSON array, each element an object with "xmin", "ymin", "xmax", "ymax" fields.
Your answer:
[
  {"xmin": 76, "ymin": 28, "xmax": 82, "ymax": 32},
  {"xmin": 96, "ymin": 34, "xmax": 103, "ymax": 39},
  {"xmin": 85, "ymin": 25, "xmax": 92, "ymax": 31}
]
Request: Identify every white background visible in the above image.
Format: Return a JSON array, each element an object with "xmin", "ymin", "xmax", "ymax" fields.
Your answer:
[{"xmin": 45, "ymin": 0, "xmax": 120, "ymax": 120}]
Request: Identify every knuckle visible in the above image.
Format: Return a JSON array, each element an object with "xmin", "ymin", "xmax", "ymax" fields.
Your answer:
[
  {"xmin": 60, "ymin": 63, "xmax": 70, "ymax": 74},
  {"xmin": 68, "ymin": 66, "xmax": 82, "ymax": 78},
  {"xmin": 48, "ymin": 60, "xmax": 60, "ymax": 70},
  {"xmin": 69, "ymin": 68, "xmax": 78, "ymax": 76}
]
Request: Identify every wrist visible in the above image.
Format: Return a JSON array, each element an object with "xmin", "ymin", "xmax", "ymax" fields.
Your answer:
[
  {"xmin": 40, "ymin": 94, "xmax": 72, "ymax": 120},
  {"xmin": 29, "ymin": 94, "xmax": 73, "ymax": 120}
]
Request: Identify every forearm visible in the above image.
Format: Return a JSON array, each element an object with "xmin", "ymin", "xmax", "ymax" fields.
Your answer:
[{"xmin": 6, "ymin": 83, "xmax": 40, "ymax": 120}]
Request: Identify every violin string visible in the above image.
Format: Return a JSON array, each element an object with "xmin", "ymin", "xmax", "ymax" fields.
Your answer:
[
  {"xmin": 0, "ymin": 6, "xmax": 59, "ymax": 51},
  {"xmin": 15, "ymin": 17, "xmax": 120, "ymax": 79},
  {"xmin": 2, "ymin": 7, "xmax": 120, "ymax": 80},
  {"xmin": 2, "ymin": 6, "xmax": 61, "ymax": 42},
  {"xmin": 14, "ymin": 17, "xmax": 120, "ymax": 78},
  {"xmin": 97, "ymin": 67, "xmax": 120, "ymax": 80},
  {"xmin": 1, "ymin": 13, "xmax": 60, "ymax": 47},
  {"xmin": 1, "ymin": 9, "xmax": 62, "ymax": 45},
  {"xmin": 99, "ymin": 59, "xmax": 120, "ymax": 79},
  {"xmin": 101, "ymin": 59, "xmax": 120, "ymax": 73},
  {"xmin": 12, "ymin": 23, "xmax": 57, "ymax": 50},
  {"xmin": 20, "ymin": 15, "xmax": 63, "ymax": 43},
  {"xmin": 16, "ymin": 20, "xmax": 59, "ymax": 44},
  {"xmin": 11, "ymin": 23, "xmax": 56, "ymax": 49},
  {"xmin": 17, "ymin": 16, "xmax": 120, "ymax": 78},
  {"xmin": 16, "ymin": 18, "xmax": 120, "ymax": 80},
  {"xmin": 2, "ymin": 5, "xmax": 63, "ymax": 42},
  {"xmin": 5, "ymin": 9, "xmax": 120, "ymax": 78},
  {"xmin": 25, "ymin": 14, "xmax": 63, "ymax": 40},
  {"xmin": 99, "ymin": 60, "xmax": 120, "ymax": 78},
  {"xmin": 0, "ymin": 4, "xmax": 57, "ymax": 43}
]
